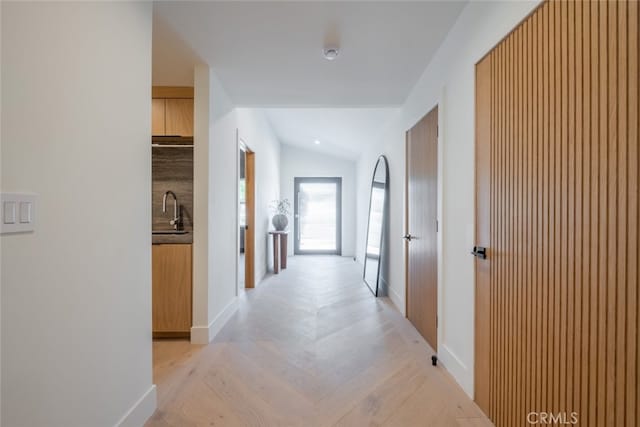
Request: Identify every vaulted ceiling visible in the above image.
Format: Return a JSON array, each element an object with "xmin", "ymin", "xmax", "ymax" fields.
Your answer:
[
  {"xmin": 153, "ymin": 1, "xmax": 467, "ymax": 107},
  {"xmin": 263, "ymin": 108, "xmax": 399, "ymax": 159},
  {"xmin": 153, "ymin": 1, "xmax": 467, "ymax": 158}
]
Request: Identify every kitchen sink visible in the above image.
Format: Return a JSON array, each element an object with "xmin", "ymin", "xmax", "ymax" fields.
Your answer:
[{"xmin": 152, "ymin": 230, "xmax": 189, "ymax": 235}]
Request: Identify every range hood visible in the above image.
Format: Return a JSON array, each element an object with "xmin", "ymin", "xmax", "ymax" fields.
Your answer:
[{"xmin": 152, "ymin": 135, "xmax": 193, "ymax": 147}]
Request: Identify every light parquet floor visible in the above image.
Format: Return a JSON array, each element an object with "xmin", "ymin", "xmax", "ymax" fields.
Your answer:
[{"xmin": 147, "ymin": 256, "xmax": 492, "ymax": 427}]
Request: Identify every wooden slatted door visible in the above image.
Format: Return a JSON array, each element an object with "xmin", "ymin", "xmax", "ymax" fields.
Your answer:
[
  {"xmin": 406, "ymin": 106, "xmax": 438, "ymax": 352},
  {"xmin": 474, "ymin": 1, "xmax": 639, "ymax": 426}
]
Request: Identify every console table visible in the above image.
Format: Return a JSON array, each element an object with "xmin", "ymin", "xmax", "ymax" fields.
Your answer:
[{"xmin": 268, "ymin": 231, "xmax": 288, "ymax": 274}]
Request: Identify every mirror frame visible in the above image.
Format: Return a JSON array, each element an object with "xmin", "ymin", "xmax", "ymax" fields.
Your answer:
[{"xmin": 363, "ymin": 155, "xmax": 389, "ymax": 296}]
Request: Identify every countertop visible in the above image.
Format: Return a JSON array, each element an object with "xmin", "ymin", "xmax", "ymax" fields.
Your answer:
[{"xmin": 152, "ymin": 231, "xmax": 193, "ymax": 245}]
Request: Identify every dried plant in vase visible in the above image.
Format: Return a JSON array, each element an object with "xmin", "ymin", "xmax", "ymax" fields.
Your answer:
[{"xmin": 270, "ymin": 199, "xmax": 291, "ymax": 231}]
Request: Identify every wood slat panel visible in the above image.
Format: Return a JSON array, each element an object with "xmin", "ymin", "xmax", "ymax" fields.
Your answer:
[
  {"xmin": 536, "ymin": 5, "xmax": 546, "ymax": 417},
  {"xmin": 507, "ymin": 31, "xmax": 515, "ymax": 425},
  {"xmin": 606, "ymin": 2, "xmax": 619, "ymax": 425},
  {"xmin": 627, "ymin": 3, "xmax": 639, "ymax": 426},
  {"xmin": 506, "ymin": 29, "xmax": 514, "ymax": 426},
  {"xmin": 474, "ymin": 1, "xmax": 639, "ymax": 425},
  {"xmin": 559, "ymin": 2, "xmax": 569, "ymax": 416},
  {"xmin": 569, "ymin": 0, "xmax": 580, "ymax": 420},
  {"xmin": 549, "ymin": 1, "xmax": 559, "ymax": 412},
  {"xmin": 616, "ymin": 2, "xmax": 628, "ymax": 426},
  {"xmin": 494, "ymin": 40, "xmax": 503, "ymax": 421},
  {"xmin": 541, "ymin": 2, "xmax": 550, "ymax": 417},
  {"xmin": 516, "ymin": 22, "xmax": 524, "ymax": 424},
  {"xmin": 598, "ymin": 3, "xmax": 609, "ymax": 424},
  {"xmin": 589, "ymin": 2, "xmax": 600, "ymax": 424},
  {"xmin": 579, "ymin": 2, "xmax": 591, "ymax": 423},
  {"xmin": 532, "ymin": 8, "xmax": 542, "ymax": 418},
  {"xmin": 524, "ymin": 16, "xmax": 533, "ymax": 425}
]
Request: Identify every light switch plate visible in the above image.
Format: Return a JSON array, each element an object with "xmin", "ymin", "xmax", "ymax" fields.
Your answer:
[
  {"xmin": 19, "ymin": 202, "xmax": 32, "ymax": 223},
  {"xmin": 1, "ymin": 193, "xmax": 37, "ymax": 234},
  {"xmin": 3, "ymin": 201, "xmax": 16, "ymax": 224}
]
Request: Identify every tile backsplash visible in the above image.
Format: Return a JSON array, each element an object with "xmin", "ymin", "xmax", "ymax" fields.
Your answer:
[{"xmin": 152, "ymin": 146, "xmax": 193, "ymax": 232}]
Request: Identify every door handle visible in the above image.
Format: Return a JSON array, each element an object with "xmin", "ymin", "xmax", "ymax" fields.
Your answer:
[
  {"xmin": 403, "ymin": 234, "xmax": 414, "ymax": 242},
  {"xmin": 296, "ymin": 192, "xmax": 301, "ymax": 241},
  {"xmin": 471, "ymin": 246, "xmax": 487, "ymax": 259}
]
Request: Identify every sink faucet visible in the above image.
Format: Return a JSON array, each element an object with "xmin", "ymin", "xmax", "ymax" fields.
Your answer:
[{"xmin": 162, "ymin": 191, "xmax": 180, "ymax": 230}]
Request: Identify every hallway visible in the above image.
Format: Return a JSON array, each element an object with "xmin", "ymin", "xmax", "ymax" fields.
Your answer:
[{"xmin": 147, "ymin": 256, "xmax": 490, "ymax": 426}]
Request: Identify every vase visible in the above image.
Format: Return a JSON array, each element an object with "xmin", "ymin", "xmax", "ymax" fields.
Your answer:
[{"xmin": 272, "ymin": 214, "xmax": 288, "ymax": 231}]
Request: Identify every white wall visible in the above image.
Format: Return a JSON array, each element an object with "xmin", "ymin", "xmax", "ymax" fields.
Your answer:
[
  {"xmin": 236, "ymin": 108, "xmax": 281, "ymax": 280},
  {"xmin": 355, "ymin": 115, "xmax": 402, "ymax": 297},
  {"xmin": 187, "ymin": 68, "xmax": 283, "ymax": 343},
  {"xmin": 281, "ymin": 145, "xmax": 356, "ymax": 257},
  {"xmin": 1, "ymin": 2, "xmax": 155, "ymax": 426},
  {"xmin": 355, "ymin": 0, "xmax": 540, "ymax": 398},
  {"xmin": 191, "ymin": 66, "xmax": 212, "ymax": 342},
  {"xmin": 204, "ymin": 70, "xmax": 239, "ymax": 342},
  {"xmin": 192, "ymin": 67, "xmax": 241, "ymax": 344}
]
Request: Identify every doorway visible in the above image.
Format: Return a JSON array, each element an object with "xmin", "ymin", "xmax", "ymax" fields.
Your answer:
[
  {"xmin": 405, "ymin": 105, "xmax": 438, "ymax": 352},
  {"xmin": 293, "ymin": 177, "xmax": 342, "ymax": 255},
  {"xmin": 238, "ymin": 140, "xmax": 255, "ymax": 290}
]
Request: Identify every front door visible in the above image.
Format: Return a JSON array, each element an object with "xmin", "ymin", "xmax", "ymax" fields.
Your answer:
[{"xmin": 294, "ymin": 177, "xmax": 342, "ymax": 255}]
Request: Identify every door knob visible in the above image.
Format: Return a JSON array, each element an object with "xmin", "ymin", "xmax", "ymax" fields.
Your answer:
[
  {"xmin": 471, "ymin": 246, "xmax": 487, "ymax": 259},
  {"xmin": 403, "ymin": 234, "xmax": 413, "ymax": 241}
]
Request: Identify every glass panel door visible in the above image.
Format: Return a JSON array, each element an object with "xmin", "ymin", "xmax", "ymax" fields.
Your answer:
[{"xmin": 294, "ymin": 177, "xmax": 342, "ymax": 255}]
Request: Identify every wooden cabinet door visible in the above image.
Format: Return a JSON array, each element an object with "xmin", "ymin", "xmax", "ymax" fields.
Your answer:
[
  {"xmin": 152, "ymin": 244, "xmax": 192, "ymax": 335},
  {"xmin": 151, "ymin": 98, "xmax": 166, "ymax": 136},
  {"xmin": 165, "ymin": 98, "xmax": 193, "ymax": 137}
]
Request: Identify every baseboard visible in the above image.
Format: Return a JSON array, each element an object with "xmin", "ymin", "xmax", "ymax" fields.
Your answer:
[
  {"xmin": 439, "ymin": 343, "xmax": 473, "ymax": 398},
  {"xmin": 190, "ymin": 324, "xmax": 209, "ymax": 344},
  {"xmin": 208, "ymin": 297, "xmax": 238, "ymax": 341},
  {"xmin": 190, "ymin": 297, "xmax": 239, "ymax": 344},
  {"xmin": 115, "ymin": 384, "xmax": 157, "ymax": 427},
  {"xmin": 388, "ymin": 286, "xmax": 405, "ymax": 316}
]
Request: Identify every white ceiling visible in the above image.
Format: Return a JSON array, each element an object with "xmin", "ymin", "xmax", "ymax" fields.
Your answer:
[
  {"xmin": 263, "ymin": 108, "xmax": 400, "ymax": 160},
  {"xmin": 153, "ymin": 1, "xmax": 467, "ymax": 106}
]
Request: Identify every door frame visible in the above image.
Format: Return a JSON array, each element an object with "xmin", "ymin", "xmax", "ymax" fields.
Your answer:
[
  {"xmin": 404, "ymin": 97, "xmax": 445, "ymax": 356},
  {"xmin": 293, "ymin": 177, "xmax": 342, "ymax": 255},
  {"xmin": 237, "ymin": 135, "xmax": 255, "ymax": 290}
]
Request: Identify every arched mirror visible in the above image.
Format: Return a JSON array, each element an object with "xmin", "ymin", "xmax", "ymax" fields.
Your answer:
[{"xmin": 363, "ymin": 155, "xmax": 389, "ymax": 296}]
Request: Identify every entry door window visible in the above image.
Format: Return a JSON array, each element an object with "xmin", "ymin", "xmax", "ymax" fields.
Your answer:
[{"xmin": 294, "ymin": 177, "xmax": 342, "ymax": 255}]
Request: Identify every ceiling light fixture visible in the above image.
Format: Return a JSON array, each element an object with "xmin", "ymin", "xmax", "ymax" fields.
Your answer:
[
  {"xmin": 323, "ymin": 47, "xmax": 339, "ymax": 61},
  {"xmin": 314, "ymin": 139, "xmax": 321, "ymax": 145}
]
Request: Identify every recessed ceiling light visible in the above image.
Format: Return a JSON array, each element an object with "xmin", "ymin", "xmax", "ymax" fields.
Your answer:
[
  {"xmin": 323, "ymin": 47, "xmax": 339, "ymax": 61},
  {"xmin": 314, "ymin": 140, "xmax": 321, "ymax": 145}
]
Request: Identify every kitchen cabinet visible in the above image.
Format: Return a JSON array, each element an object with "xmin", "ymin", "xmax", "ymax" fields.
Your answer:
[
  {"xmin": 151, "ymin": 98, "xmax": 166, "ymax": 136},
  {"xmin": 165, "ymin": 99, "xmax": 194, "ymax": 137},
  {"xmin": 151, "ymin": 98, "xmax": 193, "ymax": 137},
  {"xmin": 151, "ymin": 86, "xmax": 194, "ymax": 137},
  {"xmin": 152, "ymin": 243, "xmax": 192, "ymax": 337}
]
